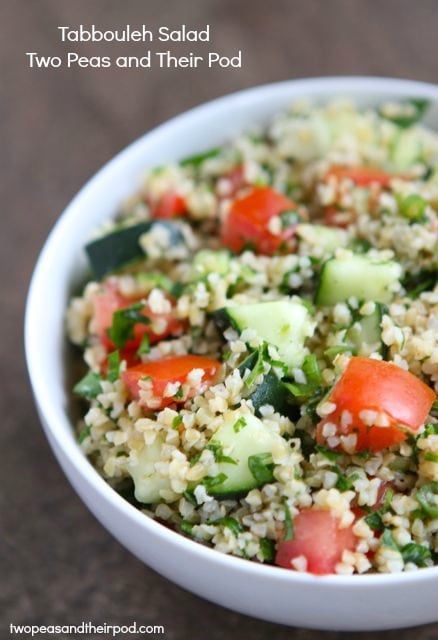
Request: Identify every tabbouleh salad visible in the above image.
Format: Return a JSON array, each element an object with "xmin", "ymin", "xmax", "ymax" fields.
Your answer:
[{"xmin": 67, "ymin": 97, "xmax": 438, "ymax": 575}]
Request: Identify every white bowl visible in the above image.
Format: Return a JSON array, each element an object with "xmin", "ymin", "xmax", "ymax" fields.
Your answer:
[{"xmin": 25, "ymin": 77, "xmax": 438, "ymax": 631}]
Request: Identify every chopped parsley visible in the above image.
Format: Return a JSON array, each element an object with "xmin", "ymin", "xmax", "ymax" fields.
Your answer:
[
  {"xmin": 107, "ymin": 350, "xmax": 121, "ymax": 382},
  {"xmin": 78, "ymin": 425, "xmax": 91, "ymax": 443},
  {"xmin": 401, "ymin": 543, "xmax": 431, "ymax": 567},
  {"xmin": 206, "ymin": 441, "xmax": 237, "ymax": 465},
  {"xmin": 172, "ymin": 415, "xmax": 183, "ymax": 430},
  {"xmin": 136, "ymin": 333, "xmax": 150, "ymax": 356},
  {"xmin": 248, "ymin": 452, "xmax": 275, "ymax": 485},
  {"xmin": 207, "ymin": 516, "xmax": 243, "ymax": 536},
  {"xmin": 259, "ymin": 538, "xmax": 276, "ymax": 562},
  {"xmin": 302, "ymin": 354, "xmax": 322, "ymax": 387},
  {"xmin": 182, "ymin": 489, "xmax": 197, "ymax": 506},
  {"xmin": 203, "ymin": 473, "xmax": 228, "ymax": 492},
  {"xmin": 379, "ymin": 98, "xmax": 430, "ymax": 128},
  {"xmin": 180, "ymin": 521, "xmax": 195, "ymax": 535},
  {"xmin": 244, "ymin": 345, "xmax": 267, "ymax": 387},
  {"xmin": 334, "ymin": 469, "xmax": 359, "ymax": 492},
  {"xmin": 108, "ymin": 302, "xmax": 151, "ymax": 349},
  {"xmin": 324, "ymin": 344, "xmax": 357, "ymax": 358},
  {"xmin": 180, "ymin": 146, "xmax": 221, "ymax": 168},
  {"xmin": 315, "ymin": 445, "xmax": 342, "ymax": 462},
  {"xmin": 173, "ymin": 385, "xmax": 184, "ymax": 399},
  {"xmin": 416, "ymin": 482, "xmax": 438, "ymax": 518},
  {"xmin": 365, "ymin": 488, "xmax": 394, "ymax": 532},
  {"xmin": 233, "ymin": 416, "xmax": 247, "ymax": 433},
  {"xmin": 73, "ymin": 371, "xmax": 102, "ymax": 398},
  {"xmin": 282, "ymin": 498, "xmax": 294, "ymax": 541},
  {"xmin": 381, "ymin": 528, "xmax": 398, "ymax": 550},
  {"xmin": 279, "ymin": 209, "xmax": 301, "ymax": 229}
]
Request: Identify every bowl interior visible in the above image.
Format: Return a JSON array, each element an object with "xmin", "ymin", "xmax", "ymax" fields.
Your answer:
[{"xmin": 25, "ymin": 76, "xmax": 438, "ymax": 587}]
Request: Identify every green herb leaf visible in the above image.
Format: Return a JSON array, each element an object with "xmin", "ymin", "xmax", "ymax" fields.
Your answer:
[
  {"xmin": 180, "ymin": 147, "xmax": 221, "ymax": 168},
  {"xmin": 248, "ymin": 452, "xmax": 275, "ymax": 485},
  {"xmin": 73, "ymin": 371, "xmax": 102, "ymax": 398},
  {"xmin": 183, "ymin": 489, "xmax": 197, "ymax": 506},
  {"xmin": 383, "ymin": 488, "xmax": 395, "ymax": 510},
  {"xmin": 315, "ymin": 445, "xmax": 342, "ymax": 462},
  {"xmin": 423, "ymin": 423, "xmax": 438, "ymax": 436},
  {"xmin": 173, "ymin": 385, "xmax": 184, "ymax": 399},
  {"xmin": 206, "ymin": 441, "xmax": 237, "ymax": 465},
  {"xmin": 180, "ymin": 521, "xmax": 195, "ymax": 535},
  {"xmin": 245, "ymin": 345, "xmax": 267, "ymax": 387},
  {"xmin": 379, "ymin": 98, "xmax": 430, "ymax": 128},
  {"xmin": 381, "ymin": 528, "xmax": 398, "ymax": 550},
  {"xmin": 279, "ymin": 209, "xmax": 301, "ymax": 229},
  {"xmin": 424, "ymin": 452, "xmax": 438, "ymax": 462},
  {"xmin": 259, "ymin": 538, "xmax": 275, "ymax": 562},
  {"xmin": 108, "ymin": 302, "xmax": 150, "ymax": 349},
  {"xmin": 207, "ymin": 516, "xmax": 243, "ymax": 536},
  {"xmin": 324, "ymin": 344, "xmax": 357, "ymax": 358},
  {"xmin": 283, "ymin": 382, "xmax": 315, "ymax": 399},
  {"xmin": 364, "ymin": 511, "xmax": 384, "ymax": 532},
  {"xmin": 203, "ymin": 473, "xmax": 228, "ymax": 492},
  {"xmin": 302, "ymin": 354, "xmax": 322, "ymax": 387},
  {"xmin": 334, "ymin": 469, "xmax": 357, "ymax": 492},
  {"xmin": 78, "ymin": 425, "xmax": 91, "ymax": 444},
  {"xmin": 172, "ymin": 415, "xmax": 183, "ymax": 430},
  {"xmin": 137, "ymin": 333, "xmax": 150, "ymax": 356},
  {"xmin": 282, "ymin": 498, "xmax": 294, "ymax": 541},
  {"xmin": 416, "ymin": 481, "xmax": 438, "ymax": 518},
  {"xmin": 233, "ymin": 416, "xmax": 247, "ymax": 433},
  {"xmin": 107, "ymin": 350, "xmax": 121, "ymax": 382},
  {"xmin": 401, "ymin": 542, "xmax": 431, "ymax": 567}
]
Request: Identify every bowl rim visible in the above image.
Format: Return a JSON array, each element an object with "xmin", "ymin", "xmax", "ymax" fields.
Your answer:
[{"xmin": 25, "ymin": 75, "xmax": 438, "ymax": 588}]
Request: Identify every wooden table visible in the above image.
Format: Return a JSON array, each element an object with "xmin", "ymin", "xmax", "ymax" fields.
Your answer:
[{"xmin": 1, "ymin": 0, "xmax": 437, "ymax": 637}]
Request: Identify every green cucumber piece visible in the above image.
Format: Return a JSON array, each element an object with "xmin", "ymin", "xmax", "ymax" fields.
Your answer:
[
  {"xmin": 214, "ymin": 299, "xmax": 313, "ymax": 369},
  {"xmin": 191, "ymin": 249, "xmax": 231, "ymax": 279},
  {"xmin": 85, "ymin": 221, "xmax": 184, "ymax": 279},
  {"xmin": 315, "ymin": 255, "xmax": 402, "ymax": 306},
  {"xmin": 391, "ymin": 129, "xmax": 422, "ymax": 170},
  {"xmin": 127, "ymin": 435, "xmax": 171, "ymax": 504},
  {"xmin": 346, "ymin": 303, "xmax": 387, "ymax": 355},
  {"xmin": 296, "ymin": 223, "xmax": 348, "ymax": 253},
  {"xmin": 206, "ymin": 412, "xmax": 287, "ymax": 496}
]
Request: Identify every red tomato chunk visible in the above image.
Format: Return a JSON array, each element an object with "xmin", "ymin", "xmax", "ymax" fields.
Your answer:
[
  {"xmin": 122, "ymin": 355, "xmax": 221, "ymax": 409},
  {"xmin": 220, "ymin": 186, "xmax": 298, "ymax": 255},
  {"xmin": 325, "ymin": 165, "xmax": 394, "ymax": 188},
  {"xmin": 152, "ymin": 192, "xmax": 187, "ymax": 219},
  {"xmin": 317, "ymin": 357, "xmax": 436, "ymax": 453},
  {"xmin": 275, "ymin": 509, "xmax": 357, "ymax": 575},
  {"xmin": 92, "ymin": 283, "xmax": 184, "ymax": 352}
]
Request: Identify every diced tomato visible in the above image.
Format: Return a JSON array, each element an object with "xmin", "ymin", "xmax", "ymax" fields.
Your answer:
[
  {"xmin": 153, "ymin": 192, "xmax": 187, "ymax": 219},
  {"xmin": 325, "ymin": 165, "xmax": 393, "ymax": 188},
  {"xmin": 220, "ymin": 186, "xmax": 297, "ymax": 255},
  {"xmin": 275, "ymin": 509, "xmax": 357, "ymax": 575},
  {"xmin": 121, "ymin": 355, "xmax": 221, "ymax": 409},
  {"xmin": 91, "ymin": 282, "xmax": 184, "ymax": 352},
  {"xmin": 317, "ymin": 357, "xmax": 436, "ymax": 453},
  {"xmin": 323, "ymin": 206, "xmax": 356, "ymax": 228}
]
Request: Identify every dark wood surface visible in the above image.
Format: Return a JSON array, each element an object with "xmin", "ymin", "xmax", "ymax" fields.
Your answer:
[{"xmin": 1, "ymin": 1, "xmax": 437, "ymax": 637}]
